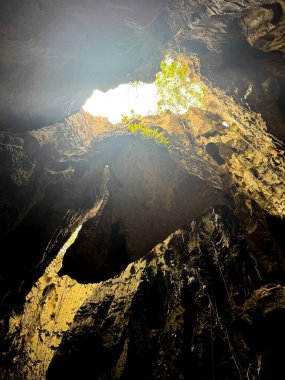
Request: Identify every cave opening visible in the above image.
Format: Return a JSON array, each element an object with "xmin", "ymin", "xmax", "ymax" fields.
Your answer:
[
  {"xmin": 83, "ymin": 81, "xmax": 159, "ymax": 124},
  {"xmin": 82, "ymin": 55, "xmax": 205, "ymax": 125}
]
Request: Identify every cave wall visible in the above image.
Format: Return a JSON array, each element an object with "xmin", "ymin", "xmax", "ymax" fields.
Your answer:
[
  {"xmin": 46, "ymin": 206, "xmax": 285, "ymax": 380},
  {"xmin": 168, "ymin": 0, "xmax": 285, "ymax": 141},
  {"xmin": 3, "ymin": 206, "xmax": 285, "ymax": 379},
  {"xmin": 0, "ymin": 107, "xmax": 233, "ymax": 317},
  {"xmin": 1, "ymin": 101, "xmax": 284, "ymax": 379},
  {"xmin": 0, "ymin": 0, "xmax": 285, "ymax": 379},
  {"xmin": 1, "ymin": 227, "xmax": 97, "ymax": 380}
]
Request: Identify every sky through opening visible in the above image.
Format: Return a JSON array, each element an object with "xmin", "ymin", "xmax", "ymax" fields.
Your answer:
[
  {"xmin": 83, "ymin": 57, "xmax": 205, "ymax": 124},
  {"xmin": 83, "ymin": 82, "xmax": 158, "ymax": 124}
]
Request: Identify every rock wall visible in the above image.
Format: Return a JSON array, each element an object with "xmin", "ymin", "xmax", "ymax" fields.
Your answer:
[
  {"xmin": 45, "ymin": 206, "xmax": 285, "ymax": 380},
  {"xmin": 168, "ymin": 0, "xmax": 285, "ymax": 141},
  {"xmin": 1, "ymin": 227, "xmax": 97, "ymax": 380},
  {"xmin": 1, "ymin": 56, "xmax": 284, "ymax": 353},
  {"xmin": 1, "ymin": 104, "xmax": 284, "ymax": 378}
]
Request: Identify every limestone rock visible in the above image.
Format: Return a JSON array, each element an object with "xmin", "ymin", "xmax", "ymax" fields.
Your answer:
[{"xmin": 47, "ymin": 206, "xmax": 285, "ymax": 380}]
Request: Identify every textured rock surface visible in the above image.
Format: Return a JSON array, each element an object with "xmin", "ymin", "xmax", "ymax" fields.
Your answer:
[
  {"xmin": 169, "ymin": 0, "xmax": 285, "ymax": 140},
  {"xmin": 0, "ymin": 1, "xmax": 285, "ymax": 378},
  {"xmin": 0, "ymin": 114, "xmax": 113, "ymax": 316},
  {"xmin": 1, "ymin": 52, "xmax": 285, "ymax": 318},
  {"xmin": 59, "ymin": 140, "xmax": 226, "ymax": 283},
  {"xmin": 0, "ymin": 108, "xmax": 230, "ymax": 317},
  {"xmin": 169, "ymin": 0, "xmax": 285, "ymax": 53},
  {"xmin": 1, "ymin": 227, "xmax": 97, "ymax": 380},
  {"xmin": 46, "ymin": 206, "xmax": 285, "ymax": 380}
]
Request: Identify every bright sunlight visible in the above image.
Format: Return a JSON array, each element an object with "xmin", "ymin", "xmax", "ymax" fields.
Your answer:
[
  {"xmin": 83, "ymin": 56, "xmax": 205, "ymax": 124},
  {"xmin": 83, "ymin": 82, "xmax": 159, "ymax": 124}
]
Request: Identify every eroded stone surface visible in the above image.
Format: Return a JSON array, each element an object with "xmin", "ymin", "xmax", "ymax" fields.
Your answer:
[
  {"xmin": 46, "ymin": 206, "xmax": 285, "ymax": 380},
  {"xmin": 1, "ymin": 53, "xmax": 285, "ymax": 317},
  {"xmin": 0, "ymin": 109, "xmax": 229, "ymax": 316},
  {"xmin": 1, "ymin": 227, "xmax": 97, "ymax": 380},
  {"xmin": 1, "ymin": 0, "xmax": 285, "ymax": 138}
]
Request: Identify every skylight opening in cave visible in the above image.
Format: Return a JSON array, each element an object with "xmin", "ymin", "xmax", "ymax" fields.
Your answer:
[
  {"xmin": 83, "ymin": 56, "xmax": 205, "ymax": 124},
  {"xmin": 83, "ymin": 82, "xmax": 159, "ymax": 124}
]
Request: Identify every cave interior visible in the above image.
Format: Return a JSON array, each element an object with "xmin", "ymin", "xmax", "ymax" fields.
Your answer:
[{"xmin": 0, "ymin": 1, "xmax": 285, "ymax": 379}]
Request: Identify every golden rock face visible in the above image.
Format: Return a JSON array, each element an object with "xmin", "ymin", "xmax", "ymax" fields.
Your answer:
[
  {"xmin": 45, "ymin": 207, "xmax": 285, "ymax": 380},
  {"xmin": 143, "ymin": 54, "xmax": 285, "ymax": 218},
  {"xmin": 7, "ymin": 226, "xmax": 97, "ymax": 379}
]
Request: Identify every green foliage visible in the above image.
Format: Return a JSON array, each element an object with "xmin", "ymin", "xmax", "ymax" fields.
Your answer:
[
  {"xmin": 128, "ymin": 122, "xmax": 171, "ymax": 146},
  {"xmin": 120, "ymin": 55, "xmax": 205, "ymax": 149},
  {"xmin": 122, "ymin": 111, "xmax": 171, "ymax": 149},
  {"xmin": 155, "ymin": 55, "xmax": 205, "ymax": 114}
]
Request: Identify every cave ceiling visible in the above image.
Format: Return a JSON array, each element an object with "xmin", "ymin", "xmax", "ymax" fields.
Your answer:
[
  {"xmin": 0, "ymin": 0, "xmax": 284, "ymax": 136},
  {"xmin": 0, "ymin": 1, "xmax": 285, "ymax": 379}
]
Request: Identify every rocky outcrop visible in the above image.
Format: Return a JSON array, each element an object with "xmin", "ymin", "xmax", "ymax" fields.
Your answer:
[
  {"xmin": 59, "ymin": 139, "xmax": 226, "ymax": 283},
  {"xmin": 0, "ymin": 109, "xmax": 230, "ymax": 318},
  {"xmin": 240, "ymin": 284, "xmax": 285, "ymax": 379},
  {"xmin": 169, "ymin": 0, "xmax": 285, "ymax": 54},
  {"xmin": 0, "ymin": 227, "xmax": 97, "ymax": 380},
  {"xmin": 45, "ymin": 206, "xmax": 285, "ymax": 380},
  {"xmin": 168, "ymin": 1, "xmax": 285, "ymax": 140},
  {"xmin": 241, "ymin": 2, "xmax": 285, "ymax": 53}
]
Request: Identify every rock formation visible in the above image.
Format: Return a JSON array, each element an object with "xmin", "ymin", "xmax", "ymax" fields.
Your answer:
[
  {"xmin": 0, "ymin": 1, "xmax": 285, "ymax": 379},
  {"xmin": 46, "ymin": 206, "xmax": 285, "ymax": 380}
]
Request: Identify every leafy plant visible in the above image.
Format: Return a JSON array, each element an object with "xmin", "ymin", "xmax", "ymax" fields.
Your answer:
[
  {"xmin": 120, "ymin": 55, "xmax": 205, "ymax": 149},
  {"xmin": 155, "ymin": 55, "xmax": 205, "ymax": 114},
  {"xmin": 122, "ymin": 111, "xmax": 171, "ymax": 149}
]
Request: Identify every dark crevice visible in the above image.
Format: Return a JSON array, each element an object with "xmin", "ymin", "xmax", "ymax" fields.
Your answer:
[
  {"xmin": 262, "ymin": 3, "xmax": 283, "ymax": 25},
  {"xmin": 206, "ymin": 143, "xmax": 225, "ymax": 165}
]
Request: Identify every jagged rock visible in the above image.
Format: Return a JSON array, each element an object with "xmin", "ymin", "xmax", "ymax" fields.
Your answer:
[
  {"xmin": 0, "ymin": 228, "xmax": 97, "ymax": 380},
  {"xmin": 1, "ymin": 56, "xmax": 285, "ymax": 316},
  {"xmin": 240, "ymin": 284, "xmax": 285, "ymax": 379},
  {"xmin": 169, "ymin": 1, "xmax": 285, "ymax": 140},
  {"xmin": 59, "ymin": 136, "xmax": 227, "ymax": 283},
  {"xmin": 46, "ymin": 206, "xmax": 285, "ymax": 380},
  {"xmin": 0, "ymin": 110, "xmax": 229, "ymax": 316}
]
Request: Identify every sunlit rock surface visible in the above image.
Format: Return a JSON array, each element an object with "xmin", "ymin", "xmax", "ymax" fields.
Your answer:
[
  {"xmin": 0, "ymin": 107, "xmax": 231, "ymax": 312},
  {"xmin": 0, "ymin": 52, "xmax": 284, "ymax": 332},
  {"xmin": 2, "ymin": 227, "xmax": 97, "ymax": 380},
  {"xmin": 46, "ymin": 206, "xmax": 285, "ymax": 380}
]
